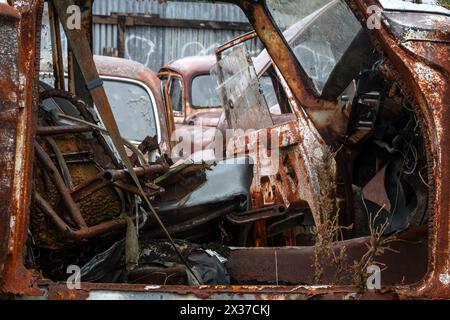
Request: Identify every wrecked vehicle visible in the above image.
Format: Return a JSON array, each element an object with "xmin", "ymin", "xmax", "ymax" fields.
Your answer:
[
  {"xmin": 0, "ymin": 0, "xmax": 449, "ymax": 300},
  {"xmin": 1, "ymin": 0, "xmax": 251, "ymax": 292},
  {"xmin": 159, "ymin": 50, "xmax": 295, "ymax": 153},
  {"xmin": 159, "ymin": 53, "xmax": 283, "ymax": 128},
  {"xmin": 159, "ymin": 55, "xmax": 223, "ymax": 127},
  {"xmin": 40, "ymin": 55, "xmax": 169, "ymax": 157}
]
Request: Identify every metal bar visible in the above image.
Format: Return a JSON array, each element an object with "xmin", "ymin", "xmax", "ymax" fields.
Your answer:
[
  {"xmin": 266, "ymin": 213, "xmax": 304, "ymax": 238},
  {"xmin": 70, "ymin": 164, "xmax": 167, "ymax": 202},
  {"xmin": 117, "ymin": 15, "xmax": 126, "ymax": 58},
  {"xmin": 48, "ymin": 1, "xmax": 65, "ymax": 91},
  {"xmin": 34, "ymin": 142, "xmax": 87, "ymax": 228},
  {"xmin": 72, "ymin": 0, "xmax": 94, "ymax": 108},
  {"xmin": 143, "ymin": 204, "xmax": 237, "ymax": 238},
  {"xmin": 113, "ymin": 181, "xmax": 161, "ymax": 197},
  {"xmin": 45, "ymin": 137, "xmax": 74, "ymax": 190},
  {"xmin": 70, "ymin": 175, "xmax": 110, "ymax": 202},
  {"xmin": 67, "ymin": 47, "xmax": 76, "ymax": 94},
  {"xmin": 103, "ymin": 164, "xmax": 168, "ymax": 182},
  {"xmin": 93, "ymin": 14, "xmax": 253, "ymax": 31},
  {"xmin": 215, "ymin": 31, "xmax": 257, "ymax": 60},
  {"xmin": 73, "ymin": 218, "xmax": 126, "ymax": 240},
  {"xmin": 226, "ymin": 227, "xmax": 428, "ymax": 285},
  {"xmin": 33, "ymin": 192, "xmax": 70, "ymax": 234},
  {"xmin": 227, "ymin": 205, "xmax": 287, "ymax": 224},
  {"xmin": 36, "ymin": 125, "xmax": 92, "ymax": 136}
]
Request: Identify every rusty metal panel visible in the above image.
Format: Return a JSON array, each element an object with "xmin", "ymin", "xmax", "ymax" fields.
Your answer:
[
  {"xmin": 227, "ymin": 228, "xmax": 427, "ymax": 285},
  {"xmin": 345, "ymin": 0, "xmax": 450, "ymax": 299},
  {"xmin": 0, "ymin": 6, "xmax": 20, "ymax": 284},
  {"xmin": 0, "ymin": 0, "xmax": 44, "ymax": 296}
]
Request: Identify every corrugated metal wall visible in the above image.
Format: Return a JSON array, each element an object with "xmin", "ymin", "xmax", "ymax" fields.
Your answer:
[{"xmin": 91, "ymin": 0, "xmax": 261, "ymax": 72}]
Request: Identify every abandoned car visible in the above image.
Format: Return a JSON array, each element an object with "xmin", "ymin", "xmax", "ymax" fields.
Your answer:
[
  {"xmin": 0, "ymin": 0, "xmax": 449, "ymax": 300},
  {"xmin": 40, "ymin": 55, "xmax": 168, "ymax": 154},
  {"xmin": 159, "ymin": 55, "xmax": 223, "ymax": 127},
  {"xmin": 158, "ymin": 52, "xmax": 287, "ymax": 129}
]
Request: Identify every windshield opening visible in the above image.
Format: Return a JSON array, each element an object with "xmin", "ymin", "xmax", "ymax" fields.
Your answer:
[
  {"xmin": 103, "ymin": 79, "xmax": 157, "ymax": 143},
  {"xmin": 266, "ymin": 0, "xmax": 362, "ymax": 94}
]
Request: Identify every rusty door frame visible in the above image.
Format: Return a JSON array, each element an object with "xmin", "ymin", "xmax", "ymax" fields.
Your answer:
[
  {"xmin": 217, "ymin": 0, "xmax": 449, "ymax": 299},
  {"xmin": 158, "ymin": 71, "xmax": 186, "ymax": 125},
  {"xmin": 0, "ymin": 0, "xmax": 44, "ymax": 296}
]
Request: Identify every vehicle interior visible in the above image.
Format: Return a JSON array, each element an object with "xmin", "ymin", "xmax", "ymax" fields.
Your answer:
[{"xmin": 207, "ymin": 0, "xmax": 430, "ymax": 286}]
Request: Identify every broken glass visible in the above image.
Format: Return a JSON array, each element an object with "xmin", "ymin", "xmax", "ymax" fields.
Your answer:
[{"xmin": 210, "ymin": 45, "xmax": 273, "ymax": 131}]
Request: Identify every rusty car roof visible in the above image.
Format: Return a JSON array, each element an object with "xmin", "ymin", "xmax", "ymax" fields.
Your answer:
[
  {"xmin": 42, "ymin": 55, "xmax": 162, "ymax": 93},
  {"xmin": 159, "ymin": 55, "xmax": 217, "ymax": 79},
  {"xmin": 94, "ymin": 55, "xmax": 160, "ymax": 88}
]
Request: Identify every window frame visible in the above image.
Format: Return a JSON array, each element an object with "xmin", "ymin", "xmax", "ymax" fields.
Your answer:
[
  {"xmin": 167, "ymin": 75, "xmax": 185, "ymax": 117},
  {"xmin": 39, "ymin": 72, "xmax": 162, "ymax": 145},
  {"xmin": 189, "ymin": 72, "xmax": 223, "ymax": 110},
  {"xmin": 100, "ymin": 75, "xmax": 162, "ymax": 145}
]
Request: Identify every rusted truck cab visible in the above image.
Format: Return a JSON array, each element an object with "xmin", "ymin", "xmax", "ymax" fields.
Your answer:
[
  {"xmin": 213, "ymin": 0, "xmax": 449, "ymax": 299},
  {"xmin": 158, "ymin": 55, "xmax": 222, "ymax": 127}
]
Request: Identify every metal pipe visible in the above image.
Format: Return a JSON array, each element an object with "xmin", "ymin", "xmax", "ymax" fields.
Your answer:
[
  {"xmin": 215, "ymin": 30, "xmax": 257, "ymax": 61},
  {"xmin": 34, "ymin": 192, "xmax": 70, "ymax": 234},
  {"xmin": 70, "ymin": 164, "xmax": 168, "ymax": 202},
  {"xmin": 36, "ymin": 125, "xmax": 92, "ymax": 136},
  {"xmin": 143, "ymin": 203, "xmax": 237, "ymax": 238},
  {"xmin": 34, "ymin": 191, "xmax": 127, "ymax": 241},
  {"xmin": 34, "ymin": 142, "xmax": 87, "ymax": 228},
  {"xmin": 70, "ymin": 175, "xmax": 110, "ymax": 202},
  {"xmin": 103, "ymin": 164, "xmax": 168, "ymax": 182},
  {"xmin": 46, "ymin": 137, "xmax": 74, "ymax": 190},
  {"xmin": 227, "ymin": 205, "xmax": 287, "ymax": 224},
  {"xmin": 48, "ymin": 0, "xmax": 65, "ymax": 91},
  {"xmin": 73, "ymin": 219, "xmax": 127, "ymax": 240}
]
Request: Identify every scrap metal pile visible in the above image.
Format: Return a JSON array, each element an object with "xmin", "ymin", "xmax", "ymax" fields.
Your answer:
[{"xmin": 31, "ymin": 85, "xmax": 244, "ymax": 283}]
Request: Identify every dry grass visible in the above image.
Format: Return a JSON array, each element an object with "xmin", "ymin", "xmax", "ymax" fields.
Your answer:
[
  {"xmin": 312, "ymin": 145, "xmax": 351, "ymax": 285},
  {"xmin": 312, "ymin": 144, "xmax": 400, "ymax": 287},
  {"xmin": 352, "ymin": 206, "xmax": 400, "ymax": 289},
  {"xmin": 313, "ymin": 210, "xmax": 351, "ymax": 284}
]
